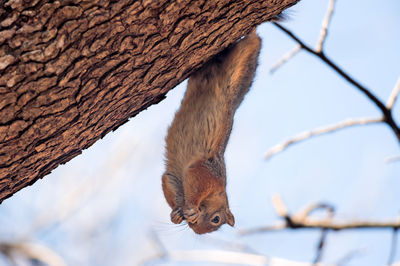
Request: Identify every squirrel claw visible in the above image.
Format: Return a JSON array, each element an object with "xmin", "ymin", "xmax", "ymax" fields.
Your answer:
[
  {"xmin": 171, "ymin": 208, "xmax": 184, "ymax": 224},
  {"xmin": 183, "ymin": 207, "xmax": 200, "ymax": 223}
]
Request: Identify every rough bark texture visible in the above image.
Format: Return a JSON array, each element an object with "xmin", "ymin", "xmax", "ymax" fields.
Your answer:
[{"xmin": 0, "ymin": 0, "xmax": 299, "ymax": 202}]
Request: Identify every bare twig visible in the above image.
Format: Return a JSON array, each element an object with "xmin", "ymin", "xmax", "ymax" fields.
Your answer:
[
  {"xmin": 296, "ymin": 203, "xmax": 335, "ymax": 221},
  {"xmin": 272, "ymin": 22, "xmax": 400, "ymax": 141},
  {"xmin": 265, "ymin": 117, "xmax": 382, "ymax": 160},
  {"xmin": 271, "ymin": 194, "xmax": 289, "ymax": 217},
  {"xmin": 316, "ymin": 0, "xmax": 336, "ymax": 52},
  {"xmin": 388, "ymin": 227, "xmax": 399, "ymax": 266},
  {"xmin": 313, "ymin": 229, "xmax": 328, "ymax": 265},
  {"xmin": 387, "ymin": 77, "xmax": 400, "ymax": 109},
  {"xmin": 270, "ymin": 45, "xmax": 301, "ymax": 73}
]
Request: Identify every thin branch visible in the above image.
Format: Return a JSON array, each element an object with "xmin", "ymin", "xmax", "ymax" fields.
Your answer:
[
  {"xmin": 240, "ymin": 196, "xmax": 400, "ymax": 235},
  {"xmin": 273, "ymin": 22, "xmax": 385, "ymax": 113},
  {"xmin": 271, "ymin": 194, "xmax": 289, "ymax": 217},
  {"xmin": 388, "ymin": 227, "xmax": 399, "ymax": 266},
  {"xmin": 265, "ymin": 117, "xmax": 382, "ymax": 160},
  {"xmin": 387, "ymin": 77, "xmax": 400, "ymax": 109},
  {"xmin": 241, "ymin": 220, "xmax": 400, "ymax": 235},
  {"xmin": 316, "ymin": 0, "xmax": 336, "ymax": 52},
  {"xmin": 273, "ymin": 22, "xmax": 400, "ymax": 142},
  {"xmin": 296, "ymin": 203, "xmax": 335, "ymax": 221},
  {"xmin": 270, "ymin": 45, "xmax": 301, "ymax": 73},
  {"xmin": 313, "ymin": 229, "xmax": 328, "ymax": 265}
]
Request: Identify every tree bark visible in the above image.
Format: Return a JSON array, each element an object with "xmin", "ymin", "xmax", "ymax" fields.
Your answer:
[{"xmin": 0, "ymin": 0, "xmax": 299, "ymax": 202}]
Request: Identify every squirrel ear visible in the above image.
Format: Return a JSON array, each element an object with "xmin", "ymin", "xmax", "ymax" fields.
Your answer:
[{"xmin": 226, "ymin": 210, "xmax": 235, "ymax": 227}]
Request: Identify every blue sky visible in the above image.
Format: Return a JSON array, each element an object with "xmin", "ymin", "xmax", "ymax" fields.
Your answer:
[{"xmin": 0, "ymin": 1, "xmax": 399, "ymax": 265}]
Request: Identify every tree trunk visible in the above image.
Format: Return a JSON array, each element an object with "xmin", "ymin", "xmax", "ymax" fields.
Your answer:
[{"xmin": 0, "ymin": 0, "xmax": 299, "ymax": 202}]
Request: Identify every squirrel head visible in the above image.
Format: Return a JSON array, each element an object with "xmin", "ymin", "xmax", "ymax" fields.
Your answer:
[
  {"xmin": 187, "ymin": 190, "xmax": 235, "ymax": 234},
  {"xmin": 185, "ymin": 160, "xmax": 235, "ymax": 234}
]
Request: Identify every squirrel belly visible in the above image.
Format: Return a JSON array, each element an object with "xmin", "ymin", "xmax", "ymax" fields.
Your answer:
[{"xmin": 162, "ymin": 31, "xmax": 261, "ymax": 234}]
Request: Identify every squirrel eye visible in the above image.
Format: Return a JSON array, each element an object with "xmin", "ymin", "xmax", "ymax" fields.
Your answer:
[{"xmin": 211, "ymin": 215, "xmax": 220, "ymax": 224}]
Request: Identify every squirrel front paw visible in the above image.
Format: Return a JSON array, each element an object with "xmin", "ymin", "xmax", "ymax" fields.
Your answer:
[
  {"xmin": 183, "ymin": 207, "xmax": 200, "ymax": 223},
  {"xmin": 171, "ymin": 208, "xmax": 184, "ymax": 224}
]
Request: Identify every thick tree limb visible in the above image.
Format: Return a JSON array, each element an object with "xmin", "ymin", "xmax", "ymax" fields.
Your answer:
[{"xmin": 0, "ymin": 0, "xmax": 300, "ymax": 202}]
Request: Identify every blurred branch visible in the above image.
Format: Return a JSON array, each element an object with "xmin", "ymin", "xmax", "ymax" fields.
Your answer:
[
  {"xmin": 387, "ymin": 77, "xmax": 400, "ymax": 109},
  {"xmin": 25, "ymin": 140, "xmax": 137, "ymax": 236},
  {"xmin": 316, "ymin": 0, "xmax": 336, "ymax": 52},
  {"xmin": 200, "ymin": 235, "xmax": 260, "ymax": 254},
  {"xmin": 265, "ymin": 117, "xmax": 382, "ymax": 160},
  {"xmin": 270, "ymin": 0, "xmax": 336, "ymax": 72},
  {"xmin": 336, "ymin": 248, "xmax": 367, "ymax": 266},
  {"xmin": 144, "ymin": 230, "xmax": 313, "ymax": 266},
  {"xmin": 240, "ymin": 195, "xmax": 400, "ymax": 235},
  {"xmin": 313, "ymin": 229, "xmax": 328, "ymax": 265},
  {"xmin": 270, "ymin": 45, "xmax": 301, "ymax": 73},
  {"xmin": 388, "ymin": 227, "xmax": 399, "ymax": 266},
  {"xmin": 144, "ymin": 230, "xmax": 270, "ymax": 265},
  {"xmin": 385, "ymin": 155, "xmax": 400, "ymax": 163},
  {"xmin": 0, "ymin": 241, "xmax": 66, "ymax": 266}
]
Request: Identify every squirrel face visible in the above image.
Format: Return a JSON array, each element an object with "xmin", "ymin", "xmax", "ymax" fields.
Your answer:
[
  {"xmin": 187, "ymin": 191, "xmax": 235, "ymax": 234},
  {"xmin": 184, "ymin": 161, "xmax": 235, "ymax": 234}
]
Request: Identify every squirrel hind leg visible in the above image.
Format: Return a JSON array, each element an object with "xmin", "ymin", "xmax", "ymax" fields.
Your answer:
[{"xmin": 220, "ymin": 31, "xmax": 261, "ymax": 109}]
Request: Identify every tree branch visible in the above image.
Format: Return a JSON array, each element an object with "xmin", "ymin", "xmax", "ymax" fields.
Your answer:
[
  {"xmin": 313, "ymin": 229, "xmax": 328, "ymax": 265},
  {"xmin": 272, "ymin": 22, "xmax": 400, "ymax": 142},
  {"xmin": 270, "ymin": 45, "xmax": 301, "ymax": 73},
  {"xmin": 388, "ymin": 227, "xmax": 399, "ymax": 266},
  {"xmin": 387, "ymin": 77, "xmax": 400, "ymax": 109},
  {"xmin": 0, "ymin": 0, "xmax": 300, "ymax": 202},
  {"xmin": 240, "ymin": 196, "xmax": 400, "ymax": 235},
  {"xmin": 316, "ymin": 0, "xmax": 336, "ymax": 52},
  {"xmin": 265, "ymin": 117, "xmax": 382, "ymax": 160}
]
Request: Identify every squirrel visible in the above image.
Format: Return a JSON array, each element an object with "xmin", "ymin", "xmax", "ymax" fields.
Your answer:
[{"xmin": 162, "ymin": 30, "xmax": 261, "ymax": 234}]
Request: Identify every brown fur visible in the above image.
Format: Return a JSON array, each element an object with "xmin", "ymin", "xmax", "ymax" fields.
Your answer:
[{"xmin": 162, "ymin": 31, "xmax": 261, "ymax": 234}]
